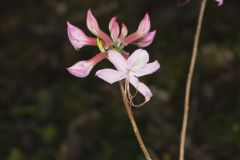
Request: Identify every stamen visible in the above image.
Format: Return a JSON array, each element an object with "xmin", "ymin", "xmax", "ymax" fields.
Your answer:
[
  {"xmin": 127, "ymin": 83, "xmax": 138, "ymax": 99},
  {"xmin": 123, "ymin": 78, "xmax": 148, "ymax": 108},
  {"xmin": 128, "ymin": 98, "xmax": 148, "ymax": 108}
]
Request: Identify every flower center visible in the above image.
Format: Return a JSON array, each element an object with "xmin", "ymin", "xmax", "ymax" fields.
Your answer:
[{"xmin": 97, "ymin": 38, "xmax": 124, "ymax": 53}]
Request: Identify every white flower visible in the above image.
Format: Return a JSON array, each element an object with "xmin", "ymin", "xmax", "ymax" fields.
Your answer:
[{"xmin": 96, "ymin": 49, "xmax": 160, "ymax": 102}]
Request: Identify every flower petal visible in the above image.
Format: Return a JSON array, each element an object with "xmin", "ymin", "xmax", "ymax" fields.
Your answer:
[
  {"xmin": 129, "ymin": 75, "xmax": 152, "ymax": 101},
  {"xmin": 96, "ymin": 69, "xmax": 126, "ymax": 84},
  {"xmin": 67, "ymin": 22, "xmax": 96, "ymax": 50},
  {"xmin": 127, "ymin": 49, "xmax": 149, "ymax": 71},
  {"xmin": 137, "ymin": 13, "xmax": 151, "ymax": 36},
  {"xmin": 132, "ymin": 30, "xmax": 156, "ymax": 48},
  {"xmin": 67, "ymin": 61, "xmax": 93, "ymax": 78},
  {"xmin": 215, "ymin": 0, "xmax": 223, "ymax": 6},
  {"xmin": 133, "ymin": 60, "xmax": 160, "ymax": 77},
  {"xmin": 119, "ymin": 23, "xmax": 128, "ymax": 40},
  {"xmin": 87, "ymin": 9, "xmax": 112, "ymax": 45},
  {"xmin": 67, "ymin": 52, "xmax": 107, "ymax": 78},
  {"xmin": 123, "ymin": 13, "xmax": 151, "ymax": 45},
  {"xmin": 109, "ymin": 17, "xmax": 120, "ymax": 43},
  {"xmin": 108, "ymin": 50, "xmax": 127, "ymax": 72}
]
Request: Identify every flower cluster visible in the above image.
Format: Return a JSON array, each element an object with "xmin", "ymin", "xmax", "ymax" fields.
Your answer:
[{"xmin": 67, "ymin": 9, "xmax": 160, "ymax": 104}]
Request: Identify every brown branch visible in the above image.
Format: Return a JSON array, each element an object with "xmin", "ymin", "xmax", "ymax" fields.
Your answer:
[
  {"xmin": 119, "ymin": 81, "xmax": 153, "ymax": 160},
  {"xmin": 179, "ymin": 0, "xmax": 208, "ymax": 160}
]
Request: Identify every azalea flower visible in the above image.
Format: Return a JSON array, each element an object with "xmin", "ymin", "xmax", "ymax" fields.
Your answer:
[
  {"xmin": 215, "ymin": 0, "xmax": 223, "ymax": 6},
  {"xmin": 96, "ymin": 49, "xmax": 160, "ymax": 103},
  {"xmin": 67, "ymin": 9, "xmax": 156, "ymax": 78}
]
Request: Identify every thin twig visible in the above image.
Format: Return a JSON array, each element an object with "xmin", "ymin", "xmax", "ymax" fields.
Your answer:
[
  {"xmin": 179, "ymin": 0, "xmax": 208, "ymax": 160},
  {"xmin": 119, "ymin": 81, "xmax": 153, "ymax": 160}
]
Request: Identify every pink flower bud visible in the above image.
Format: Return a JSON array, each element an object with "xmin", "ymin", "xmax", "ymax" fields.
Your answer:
[{"xmin": 67, "ymin": 22, "xmax": 96, "ymax": 50}]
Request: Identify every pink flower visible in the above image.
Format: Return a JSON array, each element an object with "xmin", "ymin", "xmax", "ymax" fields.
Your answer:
[
  {"xmin": 67, "ymin": 9, "xmax": 156, "ymax": 78},
  {"xmin": 215, "ymin": 0, "xmax": 223, "ymax": 6},
  {"xmin": 68, "ymin": 9, "xmax": 155, "ymax": 50},
  {"xmin": 96, "ymin": 49, "xmax": 160, "ymax": 102}
]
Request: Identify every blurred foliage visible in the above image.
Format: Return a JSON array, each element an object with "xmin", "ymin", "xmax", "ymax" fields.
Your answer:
[{"xmin": 0, "ymin": 0, "xmax": 240, "ymax": 160}]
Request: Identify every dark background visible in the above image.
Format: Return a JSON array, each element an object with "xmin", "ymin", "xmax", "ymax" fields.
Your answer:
[{"xmin": 0, "ymin": 0, "xmax": 240, "ymax": 160}]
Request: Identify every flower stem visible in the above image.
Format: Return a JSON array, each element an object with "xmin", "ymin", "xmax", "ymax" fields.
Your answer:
[
  {"xmin": 179, "ymin": 0, "xmax": 207, "ymax": 160},
  {"xmin": 119, "ymin": 81, "xmax": 153, "ymax": 160}
]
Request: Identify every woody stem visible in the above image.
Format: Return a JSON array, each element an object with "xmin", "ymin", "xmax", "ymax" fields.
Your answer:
[
  {"xmin": 119, "ymin": 81, "xmax": 153, "ymax": 160},
  {"xmin": 179, "ymin": 0, "xmax": 207, "ymax": 160}
]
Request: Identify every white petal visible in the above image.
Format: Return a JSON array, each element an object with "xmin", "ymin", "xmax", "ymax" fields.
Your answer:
[
  {"xmin": 129, "ymin": 75, "xmax": 152, "ymax": 101},
  {"xmin": 96, "ymin": 69, "xmax": 126, "ymax": 84},
  {"xmin": 133, "ymin": 60, "xmax": 160, "ymax": 77},
  {"xmin": 108, "ymin": 50, "xmax": 127, "ymax": 72},
  {"xmin": 127, "ymin": 49, "xmax": 149, "ymax": 71}
]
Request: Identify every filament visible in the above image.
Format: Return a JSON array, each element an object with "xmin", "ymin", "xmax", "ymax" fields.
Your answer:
[{"xmin": 123, "ymin": 78, "xmax": 148, "ymax": 108}]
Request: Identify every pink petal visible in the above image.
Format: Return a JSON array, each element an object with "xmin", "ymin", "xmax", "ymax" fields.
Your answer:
[
  {"xmin": 67, "ymin": 22, "xmax": 97, "ymax": 50},
  {"xmin": 67, "ymin": 52, "xmax": 107, "ymax": 78},
  {"xmin": 96, "ymin": 69, "xmax": 126, "ymax": 84},
  {"xmin": 133, "ymin": 30, "xmax": 156, "ymax": 48},
  {"xmin": 86, "ymin": 9, "xmax": 112, "ymax": 45},
  {"xmin": 137, "ymin": 13, "xmax": 151, "ymax": 36},
  {"xmin": 119, "ymin": 23, "xmax": 128, "ymax": 40},
  {"xmin": 67, "ymin": 61, "xmax": 93, "ymax": 78},
  {"xmin": 109, "ymin": 17, "xmax": 120, "ymax": 43},
  {"xmin": 133, "ymin": 60, "xmax": 160, "ymax": 77},
  {"xmin": 129, "ymin": 75, "xmax": 152, "ymax": 101},
  {"xmin": 127, "ymin": 49, "xmax": 149, "ymax": 71},
  {"xmin": 123, "ymin": 13, "xmax": 151, "ymax": 45},
  {"xmin": 215, "ymin": 0, "xmax": 223, "ymax": 6},
  {"xmin": 108, "ymin": 50, "xmax": 127, "ymax": 72}
]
